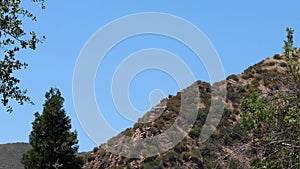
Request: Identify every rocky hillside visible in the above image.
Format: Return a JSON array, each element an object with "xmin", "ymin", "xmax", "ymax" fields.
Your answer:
[
  {"xmin": 0, "ymin": 143, "xmax": 31, "ymax": 169},
  {"xmin": 83, "ymin": 51, "xmax": 299, "ymax": 169}
]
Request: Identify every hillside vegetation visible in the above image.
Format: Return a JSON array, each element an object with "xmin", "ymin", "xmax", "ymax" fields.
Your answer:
[{"xmin": 83, "ymin": 47, "xmax": 300, "ymax": 168}]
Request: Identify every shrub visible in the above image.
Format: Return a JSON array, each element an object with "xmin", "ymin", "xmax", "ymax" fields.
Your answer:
[
  {"xmin": 266, "ymin": 61, "xmax": 276, "ymax": 66},
  {"xmin": 227, "ymin": 74, "xmax": 239, "ymax": 82},
  {"xmin": 189, "ymin": 127, "xmax": 201, "ymax": 139},
  {"xmin": 255, "ymin": 75, "xmax": 263, "ymax": 81},
  {"xmin": 280, "ymin": 62, "xmax": 287, "ymax": 67},
  {"xmin": 273, "ymin": 54, "xmax": 282, "ymax": 60}
]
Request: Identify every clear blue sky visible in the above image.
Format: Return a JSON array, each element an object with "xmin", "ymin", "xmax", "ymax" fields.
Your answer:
[{"xmin": 0, "ymin": 1, "xmax": 300, "ymax": 152}]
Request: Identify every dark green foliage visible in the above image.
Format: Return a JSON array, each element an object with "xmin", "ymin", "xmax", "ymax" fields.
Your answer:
[
  {"xmin": 280, "ymin": 62, "xmax": 287, "ymax": 67},
  {"xmin": 226, "ymin": 74, "xmax": 239, "ymax": 82},
  {"xmin": 266, "ymin": 61, "xmax": 276, "ymax": 66},
  {"xmin": 283, "ymin": 28, "xmax": 294, "ymax": 54},
  {"xmin": 188, "ymin": 127, "xmax": 201, "ymax": 139},
  {"xmin": 273, "ymin": 54, "xmax": 282, "ymax": 60},
  {"xmin": 254, "ymin": 75, "xmax": 262, "ymax": 81},
  {"xmin": 0, "ymin": 0, "xmax": 45, "ymax": 112},
  {"xmin": 92, "ymin": 147, "xmax": 99, "ymax": 153},
  {"xmin": 241, "ymin": 72, "xmax": 254, "ymax": 79},
  {"xmin": 226, "ymin": 85, "xmax": 241, "ymax": 103},
  {"xmin": 239, "ymin": 28, "xmax": 300, "ymax": 168},
  {"xmin": 255, "ymin": 67, "xmax": 263, "ymax": 74},
  {"xmin": 240, "ymin": 91, "xmax": 272, "ymax": 131},
  {"xmin": 251, "ymin": 79, "xmax": 260, "ymax": 88},
  {"xmin": 141, "ymin": 161, "xmax": 161, "ymax": 169},
  {"xmin": 22, "ymin": 88, "xmax": 83, "ymax": 169},
  {"xmin": 166, "ymin": 92, "xmax": 181, "ymax": 113},
  {"xmin": 237, "ymin": 85, "xmax": 246, "ymax": 93}
]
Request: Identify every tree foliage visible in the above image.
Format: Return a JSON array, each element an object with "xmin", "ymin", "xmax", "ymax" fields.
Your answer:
[
  {"xmin": 21, "ymin": 88, "xmax": 83, "ymax": 169},
  {"xmin": 240, "ymin": 28, "xmax": 300, "ymax": 168},
  {"xmin": 0, "ymin": 0, "xmax": 45, "ymax": 112}
]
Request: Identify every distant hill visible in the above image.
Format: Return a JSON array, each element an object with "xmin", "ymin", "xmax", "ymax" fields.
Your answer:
[
  {"xmin": 0, "ymin": 143, "xmax": 90, "ymax": 169},
  {"xmin": 83, "ymin": 51, "xmax": 300, "ymax": 168},
  {"xmin": 0, "ymin": 143, "xmax": 31, "ymax": 169}
]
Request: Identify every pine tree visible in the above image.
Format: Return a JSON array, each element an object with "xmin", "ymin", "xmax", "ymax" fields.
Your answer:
[{"xmin": 21, "ymin": 88, "xmax": 83, "ymax": 169}]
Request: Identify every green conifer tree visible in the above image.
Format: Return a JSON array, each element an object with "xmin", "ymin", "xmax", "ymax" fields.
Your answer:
[{"xmin": 21, "ymin": 88, "xmax": 83, "ymax": 169}]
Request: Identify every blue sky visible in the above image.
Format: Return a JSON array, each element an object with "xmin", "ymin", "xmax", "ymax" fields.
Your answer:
[{"xmin": 0, "ymin": 1, "xmax": 300, "ymax": 152}]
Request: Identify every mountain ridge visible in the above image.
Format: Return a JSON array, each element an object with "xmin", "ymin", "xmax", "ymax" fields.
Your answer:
[{"xmin": 83, "ymin": 51, "xmax": 299, "ymax": 168}]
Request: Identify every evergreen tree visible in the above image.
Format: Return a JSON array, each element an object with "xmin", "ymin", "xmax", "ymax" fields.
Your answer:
[
  {"xmin": 283, "ymin": 28, "xmax": 294, "ymax": 56},
  {"xmin": 21, "ymin": 88, "xmax": 83, "ymax": 169}
]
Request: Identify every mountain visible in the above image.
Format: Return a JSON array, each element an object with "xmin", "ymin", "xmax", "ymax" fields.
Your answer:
[
  {"xmin": 0, "ymin": 143, "xmax": 31, "ymax": 169},
  {"xmin": 0, "ymin": 142, "xmax": 91, "ymax": 169},
  {"xmin": 83, "ymin": 52, "xmax": 299, "ymax": 168}
]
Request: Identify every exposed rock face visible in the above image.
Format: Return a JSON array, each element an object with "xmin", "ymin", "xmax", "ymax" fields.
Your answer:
[{"xmin": 83, "ymin": 53, "xmax": 299, "ymax": 169}]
